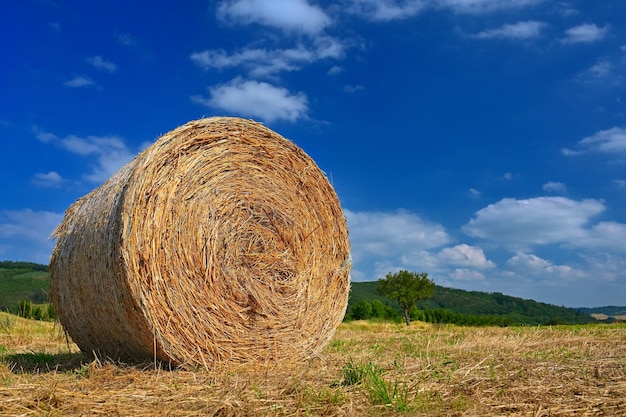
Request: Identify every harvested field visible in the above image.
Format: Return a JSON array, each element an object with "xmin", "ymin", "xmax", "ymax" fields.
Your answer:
[{"xmin": 1, "ymin": 313, "xmax": 625, "ymax": 416}]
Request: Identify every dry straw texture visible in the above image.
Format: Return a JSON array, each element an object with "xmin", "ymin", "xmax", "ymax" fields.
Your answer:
[{"xmin": 49, "ymin": 117, "xmax": 351, "ymax": 368}]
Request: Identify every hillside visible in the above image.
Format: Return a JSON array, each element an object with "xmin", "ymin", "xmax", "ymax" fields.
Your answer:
[
  {"xmin": 1, "ymin": 261, "xmax": 620, "ymax": 325},
  {"xmin": 0, "ymin": 261, "xmax": 50, "ymax": 312},
  {"xmin": 349, "ymin": 281, "xmax": 598, "ymax": 325},
  {"xmin": 576, "ymin": 306, "xmax": 626, "ymax": 322}
]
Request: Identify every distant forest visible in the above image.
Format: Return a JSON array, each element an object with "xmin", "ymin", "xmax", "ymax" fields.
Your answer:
[
  {"xmin": 347, "ymin": 281, "xmax": 605, "ymax": 326},
  {"xmin": 1, "ymin": 261, "xmax": 622, "ymax": 325}
]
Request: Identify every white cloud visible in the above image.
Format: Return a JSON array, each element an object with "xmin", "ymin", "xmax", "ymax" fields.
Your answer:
[
  {"xmin": 438, "ymin": 0, "xmax": 545, "ymax": 14},
  {"xmin": 344, "ymin": 0, "xmax": 427, "ymax": 21},
  {"xmin": 561, "ymin": 23, "xmax": 609, "ymax": 44},
  {"xmin": 462, "ymin": 197, "xmax": 605, "ymax": 247},
  {"xmin": 63, "ymin": 75, "xmax": 96, "ymax": 88},
  {"xmin": 470, "ymin": 21, "xmax": 546, "ymax": 40},
  {"xmin": 34, "ymin": 129, "xmax": 134, "ymax": 183},
  {"xmin": 439, "ymin": 244, "xmax": 496, "ymax": 268},
  {"xmin": 86, "ymin": 55, "xmax": 118, "ymax": 73},
  {"xmin": 505, "ymin": 252, "xmax": 586, "ymax": 278},
  {"xmin": 217, "ymin": 0, "xmax": 331, "ymax": 34},
  {"xmin": 346, "ymin": 208, "xmax": 450, "ymax": 263},
  {"xmin": 0, "ymin": 209, "xmax": 63, "ymax": 263},
  {"xmin": 448, "ymin": 268, "xmax": 486, "ymax": 282},
  {"xmin": 573, "ymin": 222, "xmax": 626, "ymax": 252},
  {"xmin": 32, "ymin": 171, "xmax": 64, "ymax": 187},
  {"xmin": 562, "ymin": 127, "xmax": 626, "ymax": 155},
  {"xmin": 613, "ymin": 179, "xmax": 626, "ymax": 188},
  {"xmin": 191, "ymin": 78, "xmax": 309, "ymax": 122},
  {"xmin": 587, "ymin": 60, "xmax": 613, "ymax": 79},
  {"xmin": 542, "ymin": 181, "xmax": 567, "ymax": 193},
  {"xmin": 191, "ymin": 38, "xmax": 345, "ymax": 77},
  {"xmin": 405, "ymin": 244, "xmax": 495, "ymax": 270},
  {"xmin": 328, "ymin": 66, "xmax": 344, "ymax": 75},
  {"xmin": 468, "ymin": 188, "xmax": 481, "ymax": 199}
]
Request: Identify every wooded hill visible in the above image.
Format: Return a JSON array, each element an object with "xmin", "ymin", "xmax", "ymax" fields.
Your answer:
[
  {"xmin": 0, "ymin": 261, "xmax": 620, "ymax": 325},
  {"xmin": 348, "ymin": 281, "xmax": 599, "ymax": 325}
]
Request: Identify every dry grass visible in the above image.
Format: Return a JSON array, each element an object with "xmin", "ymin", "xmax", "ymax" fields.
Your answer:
[
  {"xmin": 49, "ymin": 117, "xmax": 351, "ymax": 368},
  {"xmin": 1, "ymin": 314, "xmax": 625, "ymax": 416}
]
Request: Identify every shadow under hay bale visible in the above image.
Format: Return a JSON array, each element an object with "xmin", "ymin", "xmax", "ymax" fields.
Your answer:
[{"xmin": 50, "ymin": 117, "xmax": 351, "ymax": 369}]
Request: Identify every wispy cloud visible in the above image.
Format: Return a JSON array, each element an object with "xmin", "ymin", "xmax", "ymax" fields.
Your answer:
[
  {"xmin": 345, "ymin": 0, "xmax": 543, "ymax": 20},
  {"xmin": 462, "ymin": 197, "xmax": 605, "ymax": 248},
  {"xmin": 562, "ymin": 127, "xmax": 626, "ymax": 155},
  {"xmin": 542, "ymin": 181, "xmax": 567, "ymax": 194},
  {"xmin": 468, "ymin": 188, "xmax": 482, "ymax": 199},
  {"xmin": 343, "ymin": 84, "xmax": 365, "ymax": 93},
  {"xmin": 191, "ymin": 78, "xmax": 309, "ymax": 122},
  {"xmin": 470, "ymin": 21, "xmax": 547, "ymax": 40},
  {"xmin": 34, "ymin": 128, "xmax": 135, "ymax": 183},
  {"xmin": 86, "ymin": 55, "xmax": 118, "ymax": 73},
  {"xmin": 438, "ymin": 0, "xmax": 545, "ymax": 14},
  {"xmin": 344, "ymin": 0, "xmax": 427, "ymax": 21},
  {"xmin": 217, "ymin": 0, "xmax": 331, "ymax": 34},
  {"xmin": 32, "ymin": 171, "xmax": 64, "ymax": 188},
  {"xmin": 63, "ymin": 75, "xmax": 96, "ymax": 88},
  {"xmin": 115, "ymin": 32, "xmax": 139, "ymax": 47},
  {"xmin": 561, "ymin": 23, "xmax": 609, "ymax": 44},
  {"xmin": 191, "ymin": 38, "xmax": 345, "ymax": 78}
]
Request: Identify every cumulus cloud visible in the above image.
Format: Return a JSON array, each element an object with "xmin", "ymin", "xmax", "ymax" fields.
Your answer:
[
  {"xmin": 404, "ymin": 244, "xmax": 495, "ymax": 270},
  {"xmin": 470, "ymin": 21, "xmax": 546, "ymax": 40},
  {"xmin": 573, "ymin": 221, "xmax": 626, "ymax": 252},
  {"xmin": 217, "ymin": 0, "xmax": 331, "ymax": 34},
  {"xmin": 32, "ymin": 171, "xmax": 64, "ymax": 187},
  {"xmin": 561, "ymin": 23, "xmax": 609, "ymax": 44},
  {"xmin": 86, "ymin": 55, "xmax": 118, "ymax": 72},
  {"xmin": 462, "ymin": 197, "xmax": 605, "ymax": 247},
  {"xmin": 345, "ymin": 208, "xmax": 450, "ymax": 262},
  {"xmin": 63, "ymin": 75, "xmax": 96, "ymax": 88},
  {"xmin": 448, "ymin": 268, "xmax": 487, "ymax": 282},
  {"xmin": 505, "ymin": 252, "xmax": 586, "ymax": 278},
  {"xmin": 191, "ymin": 78, "xmax": 308, "ymax": 122},
  {"xmin": 542, "ymin": 181, "xmax": 567, "ymax": 193},
  {"xmin": 345, "ymin": 208, "xmax": 451, "ymax": 281},
  {"xmin": 344, "ymin": 0, "xmax": 427, "ymax": 21},
  {"xmin": 191, "ymin": 38, "xmax": 345, "ymax": 77},
  {"xmin": 34, "ymin": 128, "xmax": 134, "ymax": 183},
  {"xmin": 562, "ymin": 127, "xmax": 626, "ymax": 155},
  {"xmin": 0, "ymin": 209, "xmax": 63, "ymax": 263}
]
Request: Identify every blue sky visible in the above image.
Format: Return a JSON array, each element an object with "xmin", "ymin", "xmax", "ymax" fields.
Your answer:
[{"xmin": 2, "ymin": 0, "xmax": 625, "ymax": 307}]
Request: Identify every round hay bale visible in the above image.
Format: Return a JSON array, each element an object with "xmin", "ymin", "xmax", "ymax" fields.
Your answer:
[{"xmin": 49, "ymin": 117, "xmax": 351, "ymax": 368}]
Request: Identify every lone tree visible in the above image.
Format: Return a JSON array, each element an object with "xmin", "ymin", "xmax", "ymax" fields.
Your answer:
[{"xmin": 377, "ymin": 270, "xmax": 435, "ymax": 326}]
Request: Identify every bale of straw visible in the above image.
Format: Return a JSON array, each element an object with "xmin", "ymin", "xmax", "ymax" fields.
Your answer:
[{"xmin": 49, "ymin": 117, "xmax": 351, "ymax": 368}]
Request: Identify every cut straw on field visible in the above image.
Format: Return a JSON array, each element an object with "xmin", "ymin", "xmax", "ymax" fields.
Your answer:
[
  {"xmin": 49, "ymin": 117, "xmax": 351, "ymax": 369},
  {"xmin": 1, "ymin": 319, "xmax": 625, "ymax": 416}
]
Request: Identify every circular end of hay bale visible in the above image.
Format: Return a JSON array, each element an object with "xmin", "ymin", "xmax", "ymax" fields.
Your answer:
[{"xmin": 50, "ymin": 117, "xmax": 351, "ymax": 367}]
